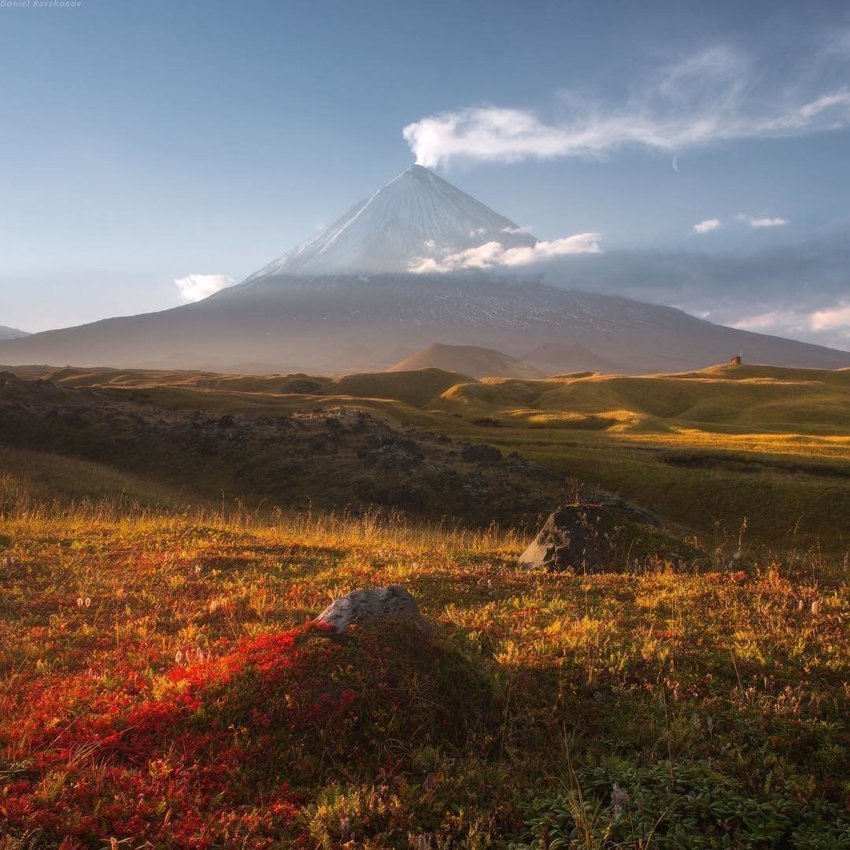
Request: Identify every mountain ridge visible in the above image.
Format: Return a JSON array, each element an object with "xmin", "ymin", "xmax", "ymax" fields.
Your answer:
[{"xmin": 0, "ymin": 325, "xmax": 30, "ymax": 341}]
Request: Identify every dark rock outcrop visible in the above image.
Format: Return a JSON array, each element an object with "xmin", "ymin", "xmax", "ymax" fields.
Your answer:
[
  {"xmin": 460, "ymin": 443, "xmax": 502, "ymax": 464},
  {"xmin": 370, "ymin": 441, "xmax": 424, "ymax": 471},
  {"xmin": 518, "ymin": 503, "xmax": 690, "ymax": 572}
]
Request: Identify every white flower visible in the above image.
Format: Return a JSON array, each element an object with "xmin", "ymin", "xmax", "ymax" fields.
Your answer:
[{"xmin": 612, "ymin": 783, "xmax": 630, "ymax": 820}]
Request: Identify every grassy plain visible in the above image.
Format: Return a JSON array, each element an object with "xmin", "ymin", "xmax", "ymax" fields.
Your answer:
[
  {"xmin": 0, "ymin": 363, "xmax": 848, "ymax": 847},
  {"xmin": 19, "ymin": 362, "xmax": 850, "ymax": 551}
]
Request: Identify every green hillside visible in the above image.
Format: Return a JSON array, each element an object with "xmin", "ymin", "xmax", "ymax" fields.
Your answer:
[{"xmin": 7, "ymin": 362, "xmax": 850, "ymax": 550}]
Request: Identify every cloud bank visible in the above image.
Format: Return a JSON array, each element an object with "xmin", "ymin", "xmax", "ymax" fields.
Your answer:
[
  {"xmin": 174, "ymin": 273, "xmax": 234, "ymax": 303},
  {"xmin": 523, "ymin": 227, "xmax": 850, "ymax": 350},
  {"xmin": 409, "ymin": 232, "xmax": 602, "ymax": 273},
  {"xmin": 403, "ymin": 45, "xmax": 850, "ymax": 167},
  {"xmin": 732, "ymin": 300, "xmax": 850, "ymax": 341},
  {"xmin": 810, "ymin": 301, "xmax": 850, "ymax": 332}
]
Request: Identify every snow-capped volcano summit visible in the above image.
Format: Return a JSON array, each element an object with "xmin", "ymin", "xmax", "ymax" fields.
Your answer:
[
  {"xmin": 245, "ymin": 164, "xmax": 537, "ymax": 278},
  {"xmin": 1, "ymin": 164, "xmax": 848, "ymax": 375}
]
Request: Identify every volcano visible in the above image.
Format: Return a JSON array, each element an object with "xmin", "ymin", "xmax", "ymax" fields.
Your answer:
[
  {"xmin": 246, "ymin": 164, "xmax": 537, "ymax": 278},
  {"xmin": 0, "ymin": 165, "xmax": 848, "ymax": 374}
]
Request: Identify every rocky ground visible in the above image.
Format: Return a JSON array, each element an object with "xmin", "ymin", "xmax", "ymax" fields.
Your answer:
[{"xmin": 0, "ymin": 372, "xmax": 570, "ymax": 528}]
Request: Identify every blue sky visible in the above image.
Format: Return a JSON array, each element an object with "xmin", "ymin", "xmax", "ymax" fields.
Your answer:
[{"xmin": 0, "ymin": 0, "xmax": 848, "ymax": 344}]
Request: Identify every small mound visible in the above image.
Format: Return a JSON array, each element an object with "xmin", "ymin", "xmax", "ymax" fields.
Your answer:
[
  {"xmin": 389, "ymin": 343, "xmax": 543, "ymax": 379},
  {"xmin": 333, "ymin": 367, "xmax": 470, "ymax": 407},
  {"xmin": 437, "ymin": 379, "xmax": 523, "ymax": 410},
  {"xmin": 2, "ymin": 619, "xmax": 495, "ymax": 846}
]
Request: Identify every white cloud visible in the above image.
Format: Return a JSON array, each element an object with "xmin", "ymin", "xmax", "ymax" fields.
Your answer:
[
  {"xmin": 409, "ymin": 233, "xmax": 602, "ymax": 273},
  {"xmin": 811, "ymin": 301, "xmax": 850, "ymax": 331},
  {"xmin": 731, "ymin": 309, "xmax": 804, "ymax": 331},
  {"xmin": 751, "ymin": 217, "xmax": 790, "ymax": 228},
  {"xmin": 174, "ymin": 273, "xmax": 234, "ymax": 303},
  {"xmin": 692, "ymin": 218, "xmax": 723, "ymax": 235},
  {"xmin": 402, "ymin": 45, "xmax": 850, "ymax": 167},
  {"xmin": 736, "ymin": 214, "xmax": 790, "ymax": 228},
  {"xmin": 731, "ymin": 300, "xmax": 850, "ymax": 338}
]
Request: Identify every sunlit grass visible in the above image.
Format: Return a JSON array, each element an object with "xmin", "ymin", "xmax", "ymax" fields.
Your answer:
[
  {"xmin": 0, "ymin": 497, "xmax": 847, "ymax": 846},
  {"xmin": 16, "ymin": 362, "xmax": 850, "ymax": 551}
]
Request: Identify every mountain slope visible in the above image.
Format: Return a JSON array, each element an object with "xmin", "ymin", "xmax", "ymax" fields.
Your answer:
[
  {"xmin": 0, "ymin": 325, "xmax": 29, "ymax": 341},
  {"xmin": 1, "ymin": 271, "xmax": 848, "ymax": 375},
  {"xmin": 389, "ymin": 343, "xmax": 543, "ymax": 379},
  {"xmin": 244, "ymin": 164, "xmax": 536, "ymax": 278},
  {"xmin": 0, "ymin": 166, "xmax": 848, "ymax": 374}
]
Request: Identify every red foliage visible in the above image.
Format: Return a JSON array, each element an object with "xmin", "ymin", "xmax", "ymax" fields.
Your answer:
[{"xmin": 0, "ymin": 624, "xmax": 352, "ymax": 847}]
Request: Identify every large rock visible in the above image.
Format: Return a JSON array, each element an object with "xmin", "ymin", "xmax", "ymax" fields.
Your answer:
[
  {"xmin": 314, "ymin": 585, "xmax": 426, "ymax": 635},
  {"xmin": 518, "ymin": 503, "xmax": 688, "ymax": 573}
]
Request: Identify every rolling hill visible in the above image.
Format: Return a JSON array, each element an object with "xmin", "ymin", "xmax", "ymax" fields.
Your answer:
[
  {"xmin": 15, "ymin": 360, "xmax": 850, "ymax": 434},
  {"xmin": 9, "ymin": 361, "xmax": 849, "ymax": 549},
  {"xmin": 427, "ymin": 364, "xmax": 850, "ymax": 431}
]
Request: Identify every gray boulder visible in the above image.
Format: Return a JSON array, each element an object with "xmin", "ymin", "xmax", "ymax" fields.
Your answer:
[{"xmin": 314, "ymin": 585, "xmax": 426, "ymax": 635}]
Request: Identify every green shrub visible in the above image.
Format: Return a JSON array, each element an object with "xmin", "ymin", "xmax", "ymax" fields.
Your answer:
[{"xmin": 511, "ymin": 762, "xmax": 850, "ymax": 849}]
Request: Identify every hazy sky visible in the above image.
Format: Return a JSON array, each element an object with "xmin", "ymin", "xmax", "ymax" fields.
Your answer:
[{"xmin": 0, "ymin": 0, "xmax": 848, "ymax": 346}]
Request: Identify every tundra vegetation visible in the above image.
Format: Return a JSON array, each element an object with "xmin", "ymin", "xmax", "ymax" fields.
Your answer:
[{"xmin": 0, "ymin": 364, "xmax": 848, "ymax": 848}]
